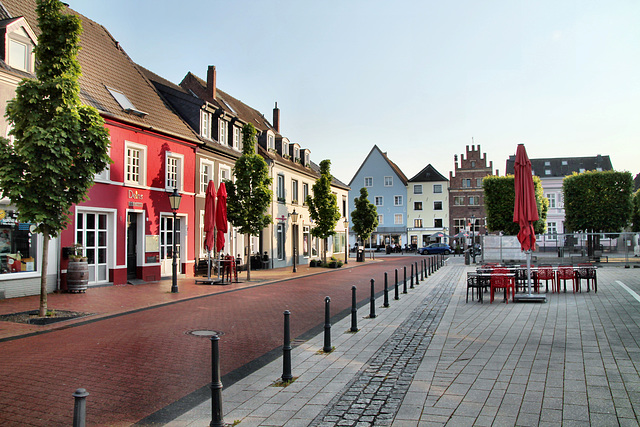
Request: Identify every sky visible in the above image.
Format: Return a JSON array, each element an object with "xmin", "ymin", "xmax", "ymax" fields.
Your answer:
[{"xmin": 69, "ymin": 0, "xmax": 639, "ymax": 185}]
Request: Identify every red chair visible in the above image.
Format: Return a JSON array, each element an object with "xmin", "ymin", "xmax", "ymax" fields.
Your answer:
[
  {"xmin": 490, "ymin": 268, "xmax": 515, "ymax": 303},
  {"xmin": 576, "ymin": 263, "xmax": 597, "ymax": 293},
  {"xmin": 536, "ymin": 265, "xmax": 557, "ymax": 293},
  {"xmin": 556, "ymin": 265, "xmax": 577, "ymax": 293}
]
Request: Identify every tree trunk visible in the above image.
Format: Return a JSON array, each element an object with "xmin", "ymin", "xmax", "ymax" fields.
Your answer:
[
  {"xmin": 39, "ymin": 231, "xmax": 50, "ymax": 317},
  {"xmin": 245, "ymin": 234, "xmax": 251, "ymax": 281},
  {"xmin": 323, "ymin": 238, "xmax": 327, "ymax": 265}
]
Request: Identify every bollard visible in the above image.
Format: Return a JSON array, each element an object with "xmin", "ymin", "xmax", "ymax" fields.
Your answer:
[
  {"xmin": 351, "ymin": 286, "xmax": 358, "ymax": 332},
  {"xmin": 369, "ymin": 279, "xmax": 376, "ymax": 318},
  {"xmin": 429, "ymin": 256, "xmax": 433, "ymax": 275},
  {"xmin": 421, "ymin": 259, "xmax": 425, "ymax": 280},
  {"xmin": 72, "ymin": 388, "xmax": 89, "ymax": 427},
  {"xmin": 282, "ymin": 311, "xmax": 292, "ymax": 382},
  {"xmin": 402, "ymin": 267, "xmax": 407, "ymax": 294},
  {"xmin": 410, "ymin": 263, "xmax": 414, "ymax": 287},
  {"xmin": 323, "ymin": 297, "xmax": 332, "ymax": 352},
  {"xmin": 415, "ymin": 262, "xmax": 420, "ymax": 285},
  {"xmin": 405, "ymin": 265, "xmax": 410, "ymax": 290},
  {"xmin": 394, "ymin": 269, "xmax": 400, "ymax": 300},
  {"xmin": 210, "ymin": 336, "xmax": 225, "ymax": 427},
  {"xmin": 384, "ymin": 272, "xmax": 389, "ymax": 307}
]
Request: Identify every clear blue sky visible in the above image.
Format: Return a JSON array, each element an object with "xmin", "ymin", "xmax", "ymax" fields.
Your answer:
[{"xmin": 69, "ymin": 0, "xmax": 639, "ymax": 184}]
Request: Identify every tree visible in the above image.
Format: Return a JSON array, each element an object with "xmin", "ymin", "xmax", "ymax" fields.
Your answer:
[
  {"xmin": 483, "ymin": 175, "xmax": 548, "ymax": 235},
  {"xmin": 0, "ymin": 0, "xmax": 111, "ymax": 316},
  {"xmin": 306, "ymin": 159, "xmax": 341, "ymax": 263},
  {"xmin": 632, "ymin": 189, "xmax": 640, "ymax": 233},
  {"xmin": 563, "ymin": 170, "xmax": 633, "ymax": 233},
  {"xmin": 351, "ymin": 187, "xmax": 378, "ymax": 246},
  {"xmin": 225, "ymin": 123, "xmax": 272, "ymax": 280}
]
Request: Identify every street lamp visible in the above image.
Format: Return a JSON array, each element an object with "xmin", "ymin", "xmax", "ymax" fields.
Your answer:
[
  {"xmin": 290, "ymin": 209, "xmax": 298, "ymax": 273},
  {"xmin": 471, "ymin": 214, "xmax": 476, "ymax": 263},
  {"xmin": 343, "ymin": 218, "xmax": 349, "ymax": 264},
  {"xmin": 168, "ymin": 188, "xmax": 182, "ymax": 293}
]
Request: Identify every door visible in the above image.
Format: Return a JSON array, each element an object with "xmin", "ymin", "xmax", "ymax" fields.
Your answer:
[
  {"xmin": 77, "ymin": 211, "xmax": 109, "ymax": 283},
  {"xmin": 127, "ymin": 213, "xmax": 137, "ymax": 280},
  {"xmin": 160, "ymin": 215, "xmax": 181, "ymax": 277}
]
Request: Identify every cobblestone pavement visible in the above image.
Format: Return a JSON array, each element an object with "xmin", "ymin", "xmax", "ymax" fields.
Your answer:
[{"xmin": 311, "ymin": 263, "xmax": 458, "ymax": 426}]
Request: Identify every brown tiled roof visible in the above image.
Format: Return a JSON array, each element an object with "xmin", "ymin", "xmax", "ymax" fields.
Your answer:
[{"xmin": 2, "ymin": 0, "xmax": 200, "ymax": 143}]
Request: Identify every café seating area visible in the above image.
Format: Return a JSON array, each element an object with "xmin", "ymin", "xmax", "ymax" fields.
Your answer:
[{"xmin": 467, "ymin": 262, "xmax": 598, "ymax": 304}]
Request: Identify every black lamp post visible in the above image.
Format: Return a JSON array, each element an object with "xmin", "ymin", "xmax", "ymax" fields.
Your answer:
[
  {"xmin": 169, "ymin": 188, "xmax": 182, "ymax": 293},
  {"xmin": 471, "ymin": 214, "xmax": 476, "ymax": 264},
  {"xmin": 290, "ymin": 209, "xmax": 298, "ymax": 273},
  {"xmin": 343, "ymin": 219, "xmax": 349, "ymax": 264}
]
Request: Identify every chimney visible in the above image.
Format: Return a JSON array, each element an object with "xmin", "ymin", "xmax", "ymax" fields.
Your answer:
[
  {"xmin": 207, "ymin": 65, "xmax": 216, "ymax": 100},
  {"xmin": 273, "ymin": 102, "xmax": 280, "ymax": 133}
]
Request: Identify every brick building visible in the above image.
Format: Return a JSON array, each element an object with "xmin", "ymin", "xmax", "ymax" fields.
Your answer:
[{"xmin": 448, "ymin": 145, "xmax": 496, "ymax": 245}]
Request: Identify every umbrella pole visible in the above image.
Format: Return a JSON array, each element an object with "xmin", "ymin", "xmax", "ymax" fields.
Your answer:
[
  {"xmin": 527, "ymin": 223, "xmax": 533, "ymax": 295},
  {"xmin": 207, "ymin": 249, "xmax": 212, "ymax": 280}
]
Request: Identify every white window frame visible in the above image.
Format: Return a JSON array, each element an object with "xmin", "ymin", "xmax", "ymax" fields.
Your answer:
[
  {"xmin": 219, "ymin": 165, "xmax": 232, "ymax": 183},
  {"xmin": 200, "ymin": 111, "xmax": 211, "ymax": 139},
  {"xmin": 414, "ymin": 218, "xmax": 423, "ymax": 228},
  {"xmin": 277, "ymin": 174, "xmax": 285, "ymax": 202},
  {"xmin": 277, "ymin": 223, "xmax": 285, "ymax": 260},
  {"xmin": 200, "ymin": 160, "xmax": 214, "ymax": 194},
  {"xmin": 364, "ymin": 177, "xmax": 373, "ymax": 187},
  {"xmin": 232, "ymin": 126, "xmax": 241, "ymax": 150},
  {"xmin": 268, "ymin": 134, "xmax": 275, "ymax": 150},
  {"xmin": 433, "ymin": 184, "xmax": 442, "ymax": 193},
  {"xmin": 546, "ymin": 193, "xmax": 556, "ymax": 209},
  {"xmin": 219, "ymin": 119, "xmax": 228, "ymax": 145},
  {"xmin": 434, "ymin": 218, "xmax": 443, "ymax": 228},
  {"xmin": 394, "ymin": 195, "xmax": 403, "ymax": 206},
  {"xmin": 282, "ymin": 141, "xmax": 289, "ymax": 157},
  {"xmin": 434, "ymin": 201, "xmax": 443, "ymax": 211},
  {"xmin": 414, "ymin": 201, "xmax": 422, "ymax": 211},
  {"xmin": 95, "ymin": 138, "xmax": 111, "ymax": 181},
  {"xmin": 7, "ymin": 25, "xmax": 35, "ymax": 73},
  {"xmin": 374, "ymin": 196, "xmax": 383, "ymax": 207},
  {"xmin": 469, "ymin": 196, "xmax": 479, "ymax": 206},
  {"xmin": 394, "ymin": 214, "xmax": 403, "ymax": 225},
  {"xmin": 124, "ymin": 141, "xmax": 147, "ymax": 187},
  {"xmin": 378, "ymin": 214, "xmax": 384, "ymax": 225},
  {"xmin": 547, "ymin": 221, "xmax": 557, "ymax": 239},
  {"xmin": 165, "ymin": 152, "xmax": 184, "ymax": 191},
  {"xmin": 292, "ymin": 179, "xmax": 299, "ymax": 204},
  {"xmin": 303, "ymin": 183, "xmax": 309, "ymax": 204},
  {"xmin": 384, "ymin": 176, "xmax": 393, "ymax": 187},
  {"xmin": 454, "ymin": 196, "xmax": 465, "ymax": 206},
  {"xmin": 414, "ymin": 184, "xmax": 423, "ymax": 195}
]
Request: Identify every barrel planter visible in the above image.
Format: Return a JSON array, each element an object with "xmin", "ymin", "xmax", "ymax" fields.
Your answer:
[{"xmin": 67, "ymin": 259, "xmax": 89, "ymax": 293}]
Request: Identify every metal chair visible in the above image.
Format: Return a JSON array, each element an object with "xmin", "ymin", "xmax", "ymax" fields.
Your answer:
[
  {"xmin": 466, "ymin": 273, "xmax": 483, "ymax": 303},
  {"xmin": 576, "ymin": 263, "xmax": 597, "ymax": 292}
]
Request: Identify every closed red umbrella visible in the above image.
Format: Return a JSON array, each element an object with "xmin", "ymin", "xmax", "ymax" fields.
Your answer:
[
  {"xmin": 513, "ymin": 144, "xmax": 539, "ymax": 251},
  {"xmin": 204, "ymin": 180, "xmax": 216, "ymax": 252},
  {"xmin": 215, "ymin": 182, "xmax": 228, "ymax": 253}
]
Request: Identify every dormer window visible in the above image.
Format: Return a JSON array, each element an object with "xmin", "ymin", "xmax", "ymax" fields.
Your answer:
[
  {"xmin": 304, "ymin": 150, "xmax": 310, "ymax": 166},
  {"xmin": 294, "ymin": 146, "xmax": 299, "ymax": 161},
  {"xmin": 282, "ymin": 141, "xmax": 288, "ymax": 157},
  {"xmin": 106, "ymin": 86, "xmax": 148, "ymax": 117},
  {"xmin": 267, "ymin": 134, "xmax": 275, "ymax": 150},
  {"xmin": 2, "ymin": 17, "xmax": 37, "ymax": 73}
]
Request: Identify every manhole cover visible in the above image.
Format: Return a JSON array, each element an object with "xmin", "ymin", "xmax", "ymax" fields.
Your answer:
[{"xmin": 187, "ymin": 330, "xmax": 224, "ymax": 337}]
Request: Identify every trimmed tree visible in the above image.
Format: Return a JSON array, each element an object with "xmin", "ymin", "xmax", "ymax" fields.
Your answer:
[
  {"xmin": 483, "ymin": 175, "xmax": 548, "ymax": 235},
  {"xmin": 225, "ymin": 123, "xmax": 272, "ymax": 281},
  {"xmin": 350, "ymin": 187, "xmax": 379, "ymax": 253},
  {"xmin": 0, "ymin": 0, "xmax": 111, "ymax": 316},
  {"xmin": 306, "ymin": 159, "xmax": 341, "ymax": 264}
]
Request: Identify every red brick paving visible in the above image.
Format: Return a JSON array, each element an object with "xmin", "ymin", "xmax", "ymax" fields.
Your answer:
[{"xmin": 0, "ymin": 256, "xmax": 429, "ymax": 426}]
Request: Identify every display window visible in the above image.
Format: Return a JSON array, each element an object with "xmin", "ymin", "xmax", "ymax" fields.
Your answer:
[{"xmin": 0, "ymin": 207, "xmax": 38, "ymax": 275}]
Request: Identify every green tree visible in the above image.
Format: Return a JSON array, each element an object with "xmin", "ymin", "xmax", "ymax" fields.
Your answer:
[
  {"xmin": 632, "ymin": 189, "xmax": 640, "ymax": 233},
  {"xmin": 563, "ymin": 170, "xmax": 633, "ymax": 233},
  {"xmin": 483, "ymin": 175, "xmax": 548, "ymax": 235},
  {"xmin": 306, "ymin": 159, "xmax": 341, "ymax": 263},
  {"xmin": 350, "ymin": 187, "xmax": 378, "ymax": 247},
  {"xmin": 225, "ymin": 123, "xmax": 272, "ymax": 280},
  {"xmin": 0, "ymin": 0, "xmax": 111, "ymax": 316}
]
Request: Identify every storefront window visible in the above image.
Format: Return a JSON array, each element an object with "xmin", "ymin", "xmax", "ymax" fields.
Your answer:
[{"xmin": 0, "ymin": 207, "xmax": 38, "ymax": 274}]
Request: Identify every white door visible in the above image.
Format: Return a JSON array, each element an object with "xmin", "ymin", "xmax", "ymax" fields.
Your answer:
[
  {"xmin": 160, "ymin": 215, "xmax": 181, "ymax": 276},
  {"xmin": 76, "ymin": 211, "xmax": 109, "ymax": 283}
]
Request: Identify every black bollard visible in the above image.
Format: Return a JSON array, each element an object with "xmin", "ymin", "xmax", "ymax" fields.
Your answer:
[
  {"xmin": 351, "ymin": 286, "xmax": 358, "ymax": 332},
  {"xmin": 72, "ymin": 388, "xmax": 89, "ymax": 427},
  {"xmin": 282, "ymin": 311, "xmax": 292, "ymax": 382},
  {"xmin": 411, "ymin": 263, "xmax": 414, "ymax": 287},
  {"xmin": 323, "ymin": 297, "xmax": 332, "ymax": 352},
  {"xmin": 384, "ymin": 272, "xmax": 389, "ymax": 307},
  {"xmin": 405, "ymin": 265, "xmax": 410, "ymax": 289},
  {"xmin": 394, "ymin": 269, "xmax": 400, "ymax": 300},
  {"xmin": 370, "ymin": 279, "xmax": 376, "ymax": 318},
  {"xmin": 402, "ymin": 267, "xmax": 407, "ymax": 294},
  {"xmin": 210, "ymin": 336, "xmax": 225, "ymax": 427},
  {"xmin": 420, "ymin": 259, "xmax": 424, "ymax": 280},
  {"xmin": 415, "ymin": 262, "xmax": 420, "ymax": 285}
]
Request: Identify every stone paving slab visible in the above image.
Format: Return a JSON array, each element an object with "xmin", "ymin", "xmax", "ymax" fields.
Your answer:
[{"xmin": 170, "ymin": 259, "xmax": 640, "ymax": 427}]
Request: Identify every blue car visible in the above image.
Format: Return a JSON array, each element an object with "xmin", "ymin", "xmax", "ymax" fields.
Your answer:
[{"xmin": 417, "ymin": 243, "xmax": 452, "ymax": 255}]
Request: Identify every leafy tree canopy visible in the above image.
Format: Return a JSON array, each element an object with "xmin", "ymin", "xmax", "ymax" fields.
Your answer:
[
  {"xmin": 563, "ymin": 170, "xmax": 633, "ymax": 233},
  {"xmin": 632, "ymin": 189, "xmax": 640, "ymax": 233},
  {"xmin": 226, "ymin": 123, "xmax": 273, "ymax": 236},
  {"xmin": 351, "ymin": 187, "xmax": 378, "ymax": 243},
  {"xmin": 483, "ymin": 175, "xmax": 548, "ymax": 235},
  {"xmin": 307, "ymin": 159, "xmax": 341, "ymax": 239}
]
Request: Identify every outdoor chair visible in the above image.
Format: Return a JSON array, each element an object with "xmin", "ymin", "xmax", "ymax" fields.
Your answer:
[
  {"xmin": 466, "ymin": 273, "xmax": 483, "ymax": 303},
  {"xmin": 516, "ymin": 265, "xmax": 539, "ymax": 293},
  {"xmin": 536, "ymin": 265, "xmax": 556, "ymax": 293},
  {"xmin": 576, "ymin": 263, "xmax": 597, "ymax": 293},
  {"xmin": 556, "ymin": 264, "xmax": 577, "ymax": 293},
  {"xmin": 490, "ymin": 268, "xmax": 515, "ymax": 304}
]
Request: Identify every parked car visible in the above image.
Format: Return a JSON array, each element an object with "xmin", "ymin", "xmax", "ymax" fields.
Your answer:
[{"xmin": 417, "ymin": 243, "xmax": 452, "ymax": 255}]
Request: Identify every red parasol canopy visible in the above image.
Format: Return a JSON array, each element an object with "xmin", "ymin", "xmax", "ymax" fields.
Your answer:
[
  {"xmin": 215, "ymin": 182, "xmax": 228, "ymax": 253},
  {"xmin": 513, "ymin": 144, "xmax": 539, "ymax": 251},
  {"xmin": 203, "ymin": 180, "xmax": 216, "ymax": 252}
]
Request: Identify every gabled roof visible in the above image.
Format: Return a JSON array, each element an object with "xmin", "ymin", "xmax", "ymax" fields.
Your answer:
[
  {"xmin": 1, "ymin": 0, "xmax": 200, "ymax": 143},
  {"xmin": 505, "ymin": 154, "xmax": 613, "ymax": 177},
  {"xmin": 408, "ymin": 164, "xmax": 449, "ymax": 183},
  {"xmin": 348, "ymin": 145, "xmax": 408, "ymax": 187}
]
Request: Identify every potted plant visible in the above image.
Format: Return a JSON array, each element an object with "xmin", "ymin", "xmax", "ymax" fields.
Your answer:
[{"xmin": 67, "ymin": 243, "xmax": 89, "ymax": 292}]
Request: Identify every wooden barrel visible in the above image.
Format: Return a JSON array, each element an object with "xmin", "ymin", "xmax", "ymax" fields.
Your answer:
[{"xmin": 67, "ymin": 260, "xmax": 89, "ymax": 293}]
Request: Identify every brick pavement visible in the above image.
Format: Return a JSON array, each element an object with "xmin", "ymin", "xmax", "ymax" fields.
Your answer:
[
  {"xmin": 170, "ymin": 259, "xmax": 640, "ymax": 427},
  {"xmin": 0, "ymin": 255, "xmax": 427, "ymax": 426}
]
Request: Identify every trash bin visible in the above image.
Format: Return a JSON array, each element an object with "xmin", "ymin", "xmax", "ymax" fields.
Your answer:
[
  {"xmin": 385, "ymin": 245, "xmax": 391, "ymax": 254},
  {"xmin": 464, "ymin": 249, "xmax": 470, "ymax": 265},
  {"xmin": 557, "ymin": 247, "xmax": 564, "ymax": 258},
  {"xmin": 357, "ymin": 247, "xmax": 364, "ymax": 262}
]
